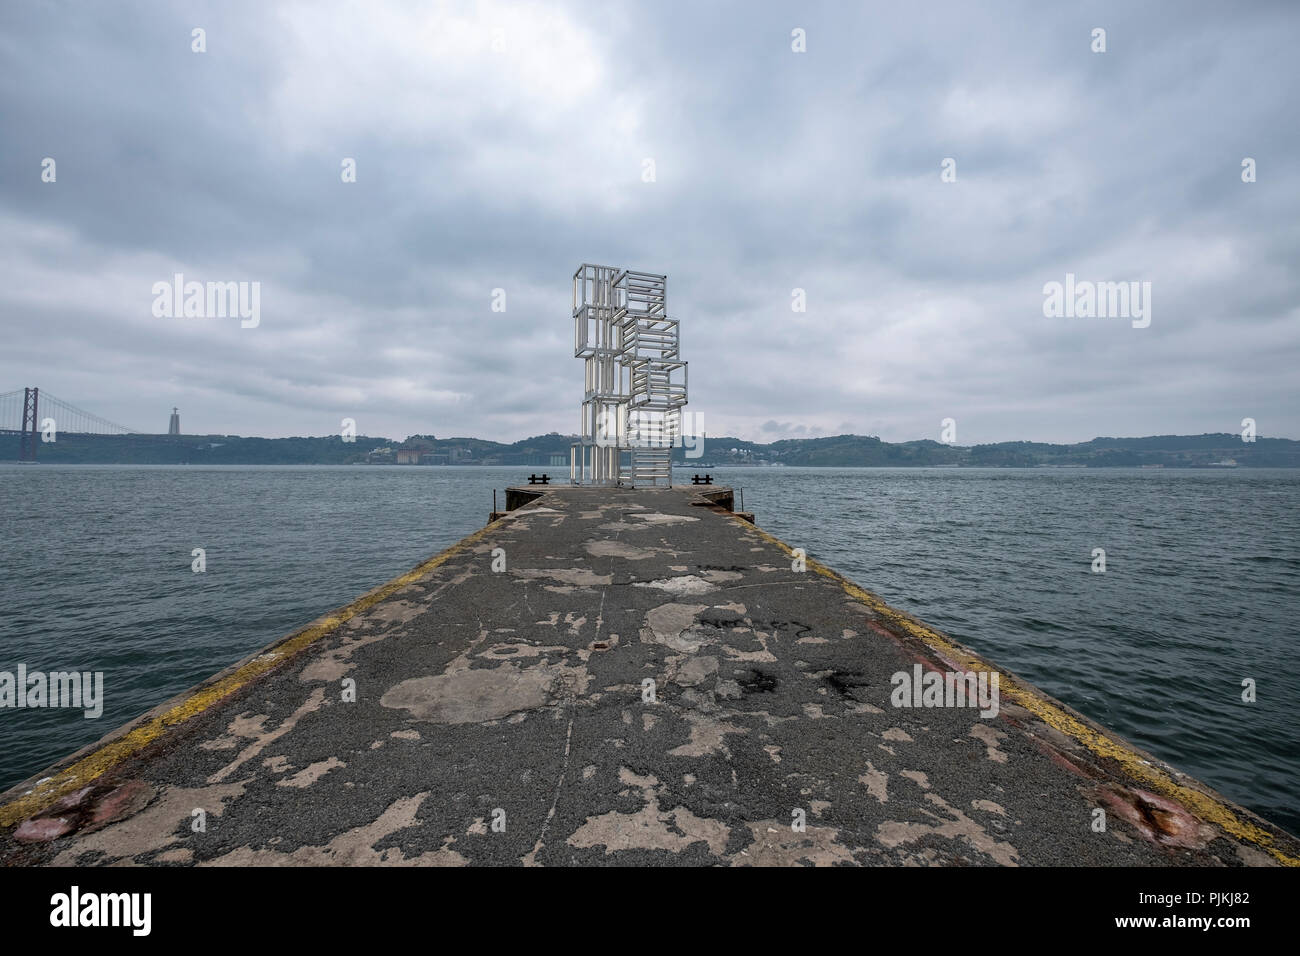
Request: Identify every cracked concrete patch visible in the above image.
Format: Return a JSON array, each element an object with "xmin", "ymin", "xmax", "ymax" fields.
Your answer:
[
  {"xmin": 860, "ymin": 762, "xmax": 889, "ymax": 803},
  {"xmin": 209, "ymin": 688, "xmax": 328, "ymax": 784},
  {"xmin": 877, "ymin": 791, "xmax": 1020, "ymax": 866},
  {"xmin": 567, "ymin": 767, "xmax": 730, "ymax": 857},
  {"xmin": 731, "ymin": 821, "xmax": 858, "ymax": 866},
  {"xmin": 585, "ymin": 540, "xmax": 663, "ymax": 560},
  {"xmin": 668, "ymin": 712, "xmax": 747, "ymax": 758},
  {"xmin": 201, "ymin": 712, "xmax": 270, "ymax": 751},
  {"xmin": 633, "ymin": 575, "xmax": 718, "ymax": 596},
  {"xmin": 900, "ymin": 770, "xmax": 930, "ymax": 789},
  {"xmin": 626, "ymin": 513, "xmax": 699, "ymax": 526},
  {"xmin": 673, "ymin": 655, "xmax": 719, "ymax": 687},
  {"xmin": 381, "ymin": 660, "xmax": 589, "ymax": 723},
  {"xmin": 640, "ymin": 603, "xmax": 709, "ymax": 649},
  {"xmin": 970, "ymin": 724, "xmax": 1009, "ymax": 763},
  {"xmin": 700, "ymin": 569, "xmax": 744, "ymax": 584},
  {"xmin": 514, "ymin": 568, "xmax": 612, "ymax": 587},
  {"xmin": 276, "ymin": 757, "xmax": 346, "ymax": 789},
  {"xmin": 300, "ymin": 631, "xmax": 389, "ymax": 683},
  {"xmin": 203, "ymin": 793, "xmax": 467, "ymax": 866}
]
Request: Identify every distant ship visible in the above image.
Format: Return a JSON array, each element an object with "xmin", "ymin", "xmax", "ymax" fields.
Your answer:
[{"xmin": 1207, "ymin": 458, "xmax": 1238, "ymax": 468}]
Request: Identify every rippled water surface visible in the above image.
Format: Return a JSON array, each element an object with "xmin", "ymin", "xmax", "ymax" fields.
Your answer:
[{"xmin": 1, "ymin": 464, "xmax": 1296, "ymax": 834}]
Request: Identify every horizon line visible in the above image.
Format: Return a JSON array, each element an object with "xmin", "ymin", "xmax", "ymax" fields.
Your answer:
[{"xmin": 17, "ymin": 428, "xmax": 1291, "ymax": 446}]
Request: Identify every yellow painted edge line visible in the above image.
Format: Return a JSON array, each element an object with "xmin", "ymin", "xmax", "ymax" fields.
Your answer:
[
  {"xmin": 734, "ymin": 516, "xmax": 1300, "ymax": 867},
  {"xmin": 0, "ymin": 523, "xmax": 494, "ymax": 828}
]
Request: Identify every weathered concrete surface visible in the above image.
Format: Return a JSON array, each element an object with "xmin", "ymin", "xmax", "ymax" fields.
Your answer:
[{"xmin": 2, "ymin": 485, "xmax": 1296, "ymax": 866}]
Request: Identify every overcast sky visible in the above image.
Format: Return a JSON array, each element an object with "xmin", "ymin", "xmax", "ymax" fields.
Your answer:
[{"xmin": 2, "ymin": 0, "xmax": 1296, "ymax": 444}]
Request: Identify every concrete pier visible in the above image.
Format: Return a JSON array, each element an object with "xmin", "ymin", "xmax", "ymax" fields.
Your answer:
[{"xmin": 2, "ymin": 485, "xmax": 1296, "ymax": 866}]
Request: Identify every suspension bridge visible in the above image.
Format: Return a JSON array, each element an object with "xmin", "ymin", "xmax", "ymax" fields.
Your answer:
[{"xmin": 0, "ymin": 387, "xmax": 139, "ymax": 461}]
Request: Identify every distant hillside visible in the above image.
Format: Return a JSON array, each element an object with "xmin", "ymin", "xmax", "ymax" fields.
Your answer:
[
  {"xmin": 3, "ymin": 431, "xmax": 1296, "ymax": 467},
  {"xmin": 685, "ymin": 433, "xmax": 1300, "ymax": 468},
  {"xmin": 0, "ymin": 431, "xmax": 577, "ymax": 466}
]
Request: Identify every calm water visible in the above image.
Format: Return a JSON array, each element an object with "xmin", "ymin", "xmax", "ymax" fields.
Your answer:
[{"xmin": 1, "ymin": 465, "xmax": 1297, "ymax": 834}]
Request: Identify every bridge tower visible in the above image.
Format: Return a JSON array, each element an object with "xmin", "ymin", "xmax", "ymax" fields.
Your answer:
[
  {"xmin": 19, "ymin": 387, "xmax": 38, "ymax": 462},
  {"xmin": 169, "ymin": 407, "xmax": 181, "ymax": 436}
]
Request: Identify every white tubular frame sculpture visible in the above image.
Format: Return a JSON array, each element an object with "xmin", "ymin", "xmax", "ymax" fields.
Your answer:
[{"xmin": 570, "ymin": 263, "xmax": 687, "ymax": 486}]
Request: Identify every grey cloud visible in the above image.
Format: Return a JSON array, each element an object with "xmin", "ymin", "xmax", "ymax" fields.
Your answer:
[{"xmin": 0, "ymin": 0, "xmax": 1296, "ymax": 443}]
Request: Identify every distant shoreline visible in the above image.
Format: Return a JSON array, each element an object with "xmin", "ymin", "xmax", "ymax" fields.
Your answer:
[
  {"xmin": 5, "ymin": 457, "xmax": 1294, "ymax": 468},
  {"xmin": 3, "ymin": 430, "xmax": 1296, "ymax": 469}
]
